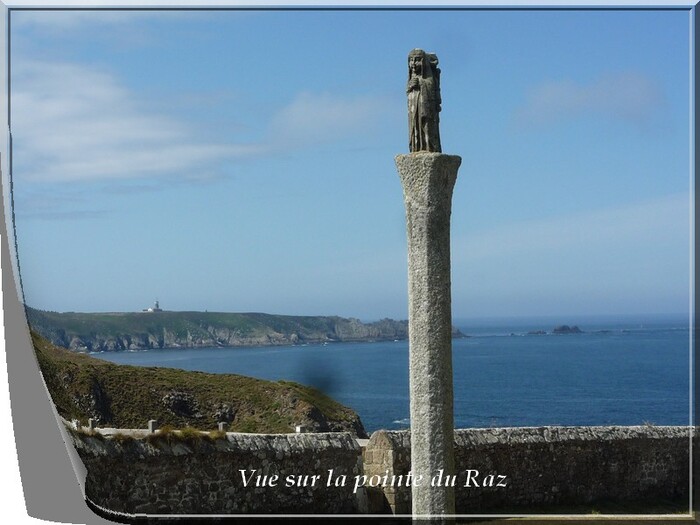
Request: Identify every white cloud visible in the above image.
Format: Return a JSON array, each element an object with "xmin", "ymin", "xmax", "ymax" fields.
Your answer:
[
  {"xmin": 12, "ymin": 59, "xmax": 389, "ymax": 185},
  {"xmin": 516, "ymin": 72, "xmax": 664, "ymax": 127},
  {"xmin": 269, "ymin": 91, "xmax": 387, "ymax": 147},
  {"xmin": 12, "ymin": 60, "xmax": 262, "ymax": 183}
]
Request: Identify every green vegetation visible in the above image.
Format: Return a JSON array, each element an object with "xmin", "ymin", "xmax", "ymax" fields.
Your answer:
[
  {"xmin": 111, "ymin": 432, "xmax": 134, "ymax": 444},
  {"xmin": 145, "ymin": 424, "xmax": 176, "ymax": 445},
  {"xmin": 179, "ymin": 426, "xmax": 204, "ymax": 443},
  {"xmin": 31, "ymin": 331, "xmax": 366, "ymax": 436},
  {"xmin": 73, "ymin": 428, "xmax": 104, "ymax": 440},
  {"xmin": 207, "ymin": 429, "xmax": 227, "ymax": 441}
]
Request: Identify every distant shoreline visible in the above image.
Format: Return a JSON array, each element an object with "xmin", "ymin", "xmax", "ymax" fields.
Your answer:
[
  {"xmin": 25, "ymin": 305, "xmax": 688, "ymax": 354},
  {"xmin": 25, "ymin": 306, "xmax": 467, "ymax": 353}
]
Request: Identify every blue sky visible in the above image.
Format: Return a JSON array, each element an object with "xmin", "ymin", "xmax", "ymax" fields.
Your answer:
[{"xmin": 9, "ymin": 8, "xmax": 691, "ymax": 320}]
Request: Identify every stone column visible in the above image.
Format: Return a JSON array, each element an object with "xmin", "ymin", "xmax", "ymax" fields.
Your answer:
[{"xmin": 396, "ymin": 152, "xmax": 461, "ymax": 520}]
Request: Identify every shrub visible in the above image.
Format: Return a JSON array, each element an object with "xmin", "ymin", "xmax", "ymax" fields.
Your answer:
[
  {"xmin": 146, "ymin": 424, "xmax": 176, "ymax": 445},
  {"xmin": 111, "ymin": 432, "xmax": 134, "ymax": 444},
  {"xmin": 208, "ymin": 429, "xmax": 227, "ymax": 441},
  {"xmin": 75, "ymin": 428, "xmax": 104, "ymax": 440},
  {"xmin": 179, "ymin": 426, "xmax": 202, "ymax": 443}
]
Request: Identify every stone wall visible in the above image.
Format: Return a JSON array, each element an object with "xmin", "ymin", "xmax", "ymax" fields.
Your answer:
[
  {"xmin": 70, "ymin": 425, "xmax": 690, "ymax": 518},
  {"xmin": 70, "ymin": 431, "xmax": 363, "ymax": 516},
  {"xmin": 363, "ymin": 425, "xmax": 690, "ymax": 514}
]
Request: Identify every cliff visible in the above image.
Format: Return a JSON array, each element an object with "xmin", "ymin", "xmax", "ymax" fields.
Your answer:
[
  {"xmin": 31, "ymin": 331, "xmax": 366, "ymax": 436},
  {"xmin": 26, "ymin": 307, "xmax": 466, "ymax": 352}
]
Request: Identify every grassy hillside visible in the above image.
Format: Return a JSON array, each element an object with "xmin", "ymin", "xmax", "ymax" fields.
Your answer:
[
  {"xmin": 29, "ymin": 309, "xmax": 327, "ymax": 336},
  {"xmin": 26, "ymin": 307, "xmax": 417, "ymax": 351},
  {"xmin": 31, "ymin": 331, "xmax": 366, "ymax": 436}
]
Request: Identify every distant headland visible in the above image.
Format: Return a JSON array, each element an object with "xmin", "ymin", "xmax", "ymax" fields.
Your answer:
[{"xmin": 25, "ymin": 306, "xmax": 467, "ymax": 353}]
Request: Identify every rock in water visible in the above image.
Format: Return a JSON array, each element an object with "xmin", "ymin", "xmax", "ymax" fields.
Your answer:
[{"xmin": 552, "ymin": 325, "xmax": 583, "ymax": 334}]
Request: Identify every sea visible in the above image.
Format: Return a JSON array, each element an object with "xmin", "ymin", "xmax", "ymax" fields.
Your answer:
[{"xmin": 92, "ymin": 314, "xmax": 692, "ymax": 433}]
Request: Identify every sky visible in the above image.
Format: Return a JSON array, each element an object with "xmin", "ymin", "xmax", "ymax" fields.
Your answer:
[{"xmin": 8, "ymin": 7, "xmax": 692, "ymax": 320}]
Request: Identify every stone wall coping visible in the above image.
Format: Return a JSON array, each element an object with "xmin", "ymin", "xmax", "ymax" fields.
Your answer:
[
  {"xmin": 367, "ymin": 425, "xmax": 692, "ymax": 449},
  {"xmin": 68, "ymin": 427, "xmax": 361, "ymax": 458},
  {"xmin": 68, "ymin": 424, "xmax": 693, "ymax": 460}
]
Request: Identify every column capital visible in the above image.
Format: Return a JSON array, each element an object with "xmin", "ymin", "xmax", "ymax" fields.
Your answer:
[{"xmin": 395, "ymin": 153, "xmax": 461, "ymax": 208}]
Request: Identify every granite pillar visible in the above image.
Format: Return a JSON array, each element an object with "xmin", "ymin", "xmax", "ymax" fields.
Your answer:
[{"xmin": 396, "ymin": 152, "xmax": 461, "ymax": 520}]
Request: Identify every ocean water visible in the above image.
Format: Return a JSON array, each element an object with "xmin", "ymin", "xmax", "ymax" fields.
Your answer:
[{"xmin": 93, "ymin": 316, "xmax": 691, "ymax": 432}]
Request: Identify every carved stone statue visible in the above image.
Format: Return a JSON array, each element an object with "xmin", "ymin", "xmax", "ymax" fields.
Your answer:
[{"xmin": 407, "ymin": 49, "xmax": 441, "ymax": 153}]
